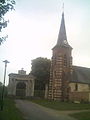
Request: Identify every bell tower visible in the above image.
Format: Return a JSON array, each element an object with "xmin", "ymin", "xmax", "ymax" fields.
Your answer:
[{"xmin": 48, "ymin": 12, "xmax": 72, "ymax": 101}]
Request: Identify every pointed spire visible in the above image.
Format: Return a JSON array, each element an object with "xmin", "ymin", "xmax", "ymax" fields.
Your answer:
[
  {"xmin": 57, "ymin": 11, "xmax": 68, "ymax": 46},
  {"xmin": 52, "ymin": 4, "xmax": 72, "ymax": 50}
]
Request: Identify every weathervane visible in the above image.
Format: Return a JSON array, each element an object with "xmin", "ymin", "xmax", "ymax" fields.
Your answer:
[{"xmin": 62, "ymin": 2, "xmax": 64, "ymax": 13}]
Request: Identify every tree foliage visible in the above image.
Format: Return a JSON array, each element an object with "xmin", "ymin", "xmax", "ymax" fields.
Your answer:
[
  {"xmin": 31, "ymin": 57, "xmax": 51, "ymax": 91},
  {"xmin": 0, "ymin": 0, "xmax": 15, "ymax": 45},
  {"xmin": 0, "ymin": 81, "xmax": 3, "ymax": 86},
  {"xmin": 0, "ymin": 81, "xmax": 7, "ymax": 98}
]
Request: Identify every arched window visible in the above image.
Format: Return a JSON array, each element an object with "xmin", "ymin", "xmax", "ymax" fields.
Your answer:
[{"xmin": 16, "ymin": 82, "xmax": 26, "ymax": 97}]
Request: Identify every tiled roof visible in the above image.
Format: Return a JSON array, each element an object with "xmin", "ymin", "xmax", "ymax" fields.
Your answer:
[{"xmin": 71, "ymin": 66, "xmax": 90, "ymax": 84}]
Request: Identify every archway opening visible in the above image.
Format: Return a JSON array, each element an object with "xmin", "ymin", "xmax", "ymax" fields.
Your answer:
[{"xmin": 16, "ymin": 82, "xmax": 26, "ymax": 97}]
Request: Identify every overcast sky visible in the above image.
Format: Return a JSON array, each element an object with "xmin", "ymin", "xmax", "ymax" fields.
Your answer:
[{"xmin": 0, "ymin": 0, "xmax": 90, "ymax": 85}]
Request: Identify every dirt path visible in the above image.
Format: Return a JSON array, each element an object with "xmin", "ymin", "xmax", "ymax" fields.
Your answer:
[{"xmin": 15, "ymin": 99, "xmax": 77, "ymax": 120}]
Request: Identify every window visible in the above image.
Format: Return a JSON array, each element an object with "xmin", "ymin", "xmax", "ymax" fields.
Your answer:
[
  {"xmin": 75, "ymin": 83, "xmax": 78, "ymax": 91},
  {"xmin": 12, "ymin": 78, "xmax": 14, "ymax": 82},
  {"xmin": 64, "ymin": 55, "xmax": 67, "ymax": 67},
  {"xmin": 54, "ymin": 71, "xmax": 56, "ymax": 77},
  {"xmin": 53, "ymin": 56, "xmax": 57, "ymax": 65},
  {"xmin": 88, "ymin": 84, "xmax": 90, "ymax": 90}
]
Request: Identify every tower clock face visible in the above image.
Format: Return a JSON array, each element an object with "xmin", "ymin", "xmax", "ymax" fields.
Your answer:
[{"xmin": 64, "ymin": 40, "xmax": 68, "ymax": 44}]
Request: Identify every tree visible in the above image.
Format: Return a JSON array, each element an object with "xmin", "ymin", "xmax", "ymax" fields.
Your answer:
[
  {"xmin": 0, "ymin": 81, "xmax": 7, "ymax": 97},
  {"xmin": 0, "ymin": 0, "xmax": 15, "ymax": 45},
  {"xmin": 0, "ymin": 81, "xmax": 3, "ymax": 86},
  {"xmin": 30, "ymin": 57, "xmax": 51, "ymax": 97}
]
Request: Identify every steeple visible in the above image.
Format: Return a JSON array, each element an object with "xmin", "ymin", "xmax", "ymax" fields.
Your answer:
[
  {"xmin": 55, "ymin": 11, "xmax": 71, "ymax": 48},
  {"xmin": 57, "ymin": 12, "xmax": 67, "ymax": 44},
  {"xmin": 48, "ymin": 9, "xmax": 73, "ymax": 101}
]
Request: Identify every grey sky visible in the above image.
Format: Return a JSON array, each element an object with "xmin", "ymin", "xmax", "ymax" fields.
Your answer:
[{"xmin": 0, "ymin": 0, "xmax": 90, "ymax": 85}]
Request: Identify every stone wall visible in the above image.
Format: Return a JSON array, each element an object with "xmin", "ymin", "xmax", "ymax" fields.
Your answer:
[
  {"xmin": 69, "ymin": 83, "xmax": 90, "ymax": 92},
  {"xmin": 69, "ymin": 91, "xmax": 90, "ymax": 102},
  {"xmin": 69, "ymin": 83, "xmax": 90, "ymax": 102},
  {"xmin": 8, "ymin": 73, "xmax": 34, "ymax": 97}
]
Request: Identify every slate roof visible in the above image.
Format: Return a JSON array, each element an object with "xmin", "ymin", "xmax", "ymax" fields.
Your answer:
[
  {"xmin": 53, "ymin": 12, "xmax": 72, "ymax": 49},
  {"xmin": 71, "ymin": 66, "xmax": 90, "ymax": 84},
  {"xmin": 57, "ymin": 12, "xmax": 67, "ymax": 45}
]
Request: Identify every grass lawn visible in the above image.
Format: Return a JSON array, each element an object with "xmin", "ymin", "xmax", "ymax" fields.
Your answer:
[
  {"xmin": 0, "ymin": 98, "xmax": 24, "ymax": 120},
  {"xmin": 31, "ymin": 99, "xmax": 90, "ymax": 120},
  {"xmin": 70, "ymin": 111, "xmax": 90, "ymax": 120},
  {"xmin": 31, "ymin": 99, "xmax": 90, "ymax": 111}
]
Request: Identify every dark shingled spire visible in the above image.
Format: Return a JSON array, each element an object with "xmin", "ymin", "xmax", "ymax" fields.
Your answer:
[
  {"xmin": 56, "ymin": 11, "xmax": 73, "ymax": 49},
  {"xmin": 53, "ymin": 11, "xmax": 72, "ymax": 49},
  {"xmin": 57, "ymin": 12, "xmax": 67, "ymax": 45}
]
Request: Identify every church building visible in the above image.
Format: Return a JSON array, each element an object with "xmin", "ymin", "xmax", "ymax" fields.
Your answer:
[{"xmin": 48, "ymin": 11, "xmax": 90, "ymax": 102}]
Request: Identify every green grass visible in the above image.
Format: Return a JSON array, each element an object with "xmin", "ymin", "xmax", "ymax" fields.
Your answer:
[
  {"xmin": 31, "ymin": 99, "xmax": 90, "ymax": 111},
  {"xmin": 0, "ymin": 98, "xmax": 90, "ymax": 120},
  {"xmin": 0, "ymin": 98, "xmax": 24, "ymax": 120},
  {"xmin": 70, "ymin": 111, "xmax": 90, "ymax": 120},
  {"xmin": 31, "ymin": 99, "xmax": 90, "ymax": 120}
]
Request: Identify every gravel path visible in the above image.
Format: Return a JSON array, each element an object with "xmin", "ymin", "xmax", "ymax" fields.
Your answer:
[{"xmin": 15, "ymin": 99, "xmax": 77, "ymax": 120}]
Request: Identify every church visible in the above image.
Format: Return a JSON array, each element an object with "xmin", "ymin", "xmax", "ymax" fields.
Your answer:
[
  {"xmin": 8, "ymin": 11, "xmax": 90, "ymax": 102},
  {"xmin": 48, "ymin": 11, "xmax": 90, "ymax": 102}
]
